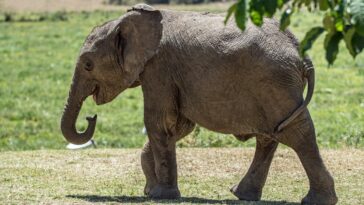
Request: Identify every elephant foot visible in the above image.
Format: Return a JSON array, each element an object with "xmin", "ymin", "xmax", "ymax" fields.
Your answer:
[
  {"xmin": 144, "ymin": 180, "xmax": 158, "ymax": 196},
  {"xmin": 230, "ymin": 184, "xmax": 261, "ymax": 201},
  {"xmin": 144, "ymin": 182, "xmax": 154, "ymax": 195},
  {"xmin": 301, "ymin": 189, "xmax": 338, "ymax": 205},
  {"xmin": 148, "ymin": 184, "xmax": 181, "ymax": 199}
]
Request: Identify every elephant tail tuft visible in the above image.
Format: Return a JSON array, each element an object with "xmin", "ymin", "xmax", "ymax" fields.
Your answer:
[{"xmin": 275, "ymin": 56, "xmax": 315, "ymax": 133}]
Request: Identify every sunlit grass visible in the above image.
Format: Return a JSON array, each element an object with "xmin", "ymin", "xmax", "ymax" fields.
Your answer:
[{"xmin": 0, "ymin": 148, "xmax": 363, "ymax": 204}]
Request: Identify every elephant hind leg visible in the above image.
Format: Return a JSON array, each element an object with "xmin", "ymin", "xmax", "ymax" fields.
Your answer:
[
  {"xmin": 141, "ymin": 142, "xmax": 157, "ymax": 195},
  {"xmin": 231, "ymin": 136, "xmax": 278, "ymax": 201},
  {"xmin": 276, "ymin": 109, "xmax": 337, "ymax": 205}
]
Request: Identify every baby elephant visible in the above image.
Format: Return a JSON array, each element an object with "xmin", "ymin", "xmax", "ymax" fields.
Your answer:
[{"xmin": 61, "ymin": 4, "xmax": 337, "ymax": 204}]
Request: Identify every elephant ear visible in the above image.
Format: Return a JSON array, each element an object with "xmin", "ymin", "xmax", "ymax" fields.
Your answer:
[{"xmin": 116, "ymin": 4, "xmax": 163, "ymax": 81}]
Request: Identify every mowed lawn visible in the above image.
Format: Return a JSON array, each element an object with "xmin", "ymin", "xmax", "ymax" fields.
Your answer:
[
  {"xmin": 0, "ymin": 4, "xmax": 363, "ymax": 150},
  {"xmin": 0, "ymin": 148, "xmax": 363, "ymax": 204}
]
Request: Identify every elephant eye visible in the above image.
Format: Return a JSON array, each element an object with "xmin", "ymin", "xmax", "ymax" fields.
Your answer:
[{"xmin": 84, "ymin": 61, "xmax": 93, "ymax": 71}]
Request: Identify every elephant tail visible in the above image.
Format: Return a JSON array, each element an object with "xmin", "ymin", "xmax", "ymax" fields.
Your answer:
[{"xmin": 275, "ymin": 56, "xmax": 315, "ymax": 133}]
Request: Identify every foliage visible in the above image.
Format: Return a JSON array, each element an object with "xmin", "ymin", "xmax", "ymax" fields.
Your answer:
[
  {"xmin": 225, "ymin": 0, "xmax": 364, "ymax": 65},
  {"xmin": 0, "ymin": 8, "xmax": 363, "ymax": 151},
  {"xmin": 169, "ymin": 0, "xmax": 205, "ymax": 5},
  {"xmin": 106, "ymin": 0, "xmax": 124, "ymax": 4},
  {"xmin": 0, "ymin": 11, "xmax": 68, "ymax": 22}
]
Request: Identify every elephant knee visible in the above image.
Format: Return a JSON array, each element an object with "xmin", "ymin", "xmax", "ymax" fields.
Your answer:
[{"xmin": 175, "ymin": 118, "xmax": 195, "ymax": 140}]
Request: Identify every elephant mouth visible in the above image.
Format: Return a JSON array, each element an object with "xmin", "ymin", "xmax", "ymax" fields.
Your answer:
[{"xmin": 92, "ymin": 85, "xmax": 100, "ymax": 103}]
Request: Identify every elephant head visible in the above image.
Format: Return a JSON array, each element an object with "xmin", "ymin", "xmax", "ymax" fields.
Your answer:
[{"xmin": 61, "ymin": 4, "xmax": 162, "ymax": 144}]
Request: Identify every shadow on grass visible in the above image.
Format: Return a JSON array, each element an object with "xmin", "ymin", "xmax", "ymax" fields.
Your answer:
[{"xmin": 67, "ymin": 195, "xmax": 300, "ymax": 204}]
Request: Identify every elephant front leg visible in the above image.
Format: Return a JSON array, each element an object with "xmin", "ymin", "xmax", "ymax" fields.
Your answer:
[
  {"xmin": 231, "ymin": 136, "xmax": 278, "ymax": 201},
  {"xmin": 143, "ymin": 107, "xmax": 182, "ymax": 199},
  {"xmin": 142, "ymin": 117, "xmax": 195, "ymax": 197},
  {"xmin": 149, "ymin": 143, "xmax": 180, "ymax": 199}
]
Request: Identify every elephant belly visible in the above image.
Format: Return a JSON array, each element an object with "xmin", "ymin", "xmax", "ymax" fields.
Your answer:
[
  {"xmin": 177, "ymin": 71, "xmax": 302, "ymax": 135},
  {"xmin": 180, "ymin": 93, "xmax": 269, "ymax": 135}
]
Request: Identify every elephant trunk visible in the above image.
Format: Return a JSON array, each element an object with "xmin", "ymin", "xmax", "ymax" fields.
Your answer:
[{"xmin": 60, "ymin": 75, "xmax": 97, "ymax": 145}]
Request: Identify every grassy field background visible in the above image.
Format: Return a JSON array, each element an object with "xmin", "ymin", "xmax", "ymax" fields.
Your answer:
[
  {"xmin": 0, "ymin": 3, "xmax": 363, "ymax": 150},
  {"xmin": 0, "ymin": 148, "xmax": 363, "ymax": 204},
  {"xmin": 0, "ymin": 2, "xmax": 364, "ymax": 204}
]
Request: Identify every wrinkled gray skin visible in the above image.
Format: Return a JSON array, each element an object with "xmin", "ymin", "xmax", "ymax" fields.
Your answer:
[{"xmin": 61, "ymin": 4, "xmax": 337, "ymax": 204}]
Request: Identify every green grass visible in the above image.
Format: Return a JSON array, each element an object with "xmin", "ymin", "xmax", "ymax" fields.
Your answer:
[
  {"xmin": 0, "ymin": 148, "xmax": 363, "ymax": 204},
  {"xmin": 0, "ymin": 6, "xmax": 363, "ymax": 151}
]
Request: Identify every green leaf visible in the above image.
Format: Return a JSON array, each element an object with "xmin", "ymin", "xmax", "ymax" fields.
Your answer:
[
  {"xmin": 263, "ymin": 0, "xmax": 278, "ymax": 17},
  {"xmin": 344, "ymin": 27, "xmax": 357, "ymax": 57},
  {"xmin": 335, "ymin": 17, "xmax": 344, "ymax": 32},
  {"xmin": 335, "ymin": 0, "xmax": 346, "ymax": 14},
  {"xmin": 323, "ymin": 13, "xmax": 335, "ymax": 32},
  {"xmin": 224, "ymin": 3, "xmax": 237, "ymax": 25},
  {"xmin": 344, "ymin": 27, "xmax": 364, "ymax": 57},
  {"xmin": 277, "ymin": 0, "xmax": 289, "ymax": 9},
  {"xmin": 299, "ymin": 27, "xmax": 325, "ymax": 56},
  {"xmin": 351, "ymin": 31, "xmax": 364, "ymax": 55},
  {"xmin": 249, "ymin": 0, "xmax": 264, "ymax": 26},
  {"xmin": 324, "ymin": 31, "xmax": 343, "ymax": 65},
  {"xmin": 305, "ymin": 0, "xmax": 312, "ymax": 6},
  {"xmin": 348, "ymin": 0, "xmax": 364, "ymax": 36},
  {"xmin": 280, "ymin": 7, "xmax": 294, "ymax": 30},
  {"xmin": 250, "ymin": 10, "xmax": 263, "ymax": 26},
  {"xmin": 319, "ymin": 0, "xmax": 329, "ymax": 11},
  {"xmin": 235, "ymin": 0, "xmax": 247, "ymax": 30}
]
